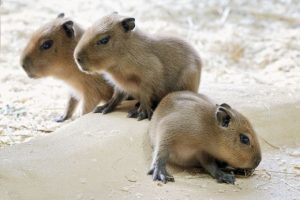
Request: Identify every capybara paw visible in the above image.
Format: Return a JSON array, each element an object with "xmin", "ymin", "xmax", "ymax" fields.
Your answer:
[
  {"xmin": 102, "ymin": 106, "xmax": 114, "ymax": 114},
  {"xmin": 137, "ymin": 109, "xmax": 153, "ymax": 121},
  {"xmin": 137, "ymin": 111, "xmax": 148, "ymax": 121},
  {"xmin": 54, "ymin": 115, "xmax": 67, "ymax": 123},
  {"xmin": 94, "ymin": 104, "xmax": 113, "ymax": 114},
  {"xmin": 93, "ymin": 105, "xmax": 106, "ymax": 113},
  {"xmin": 127, "ymin": 107, "xmax": 139, "ymax": 118},
  {"xmin": 217, "ymin": 172, "xmax": 235, "ymax": 184},
  {"xmin": 147, "ymin": 109, "xmax": 153, "ymax": 120},
  {"xmin": 148, "ymin": 166, "xmax": 174, "ymax": 184}
]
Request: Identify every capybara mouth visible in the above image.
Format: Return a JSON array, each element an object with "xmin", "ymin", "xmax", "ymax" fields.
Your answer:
[
  {"xmin": 23, "ymin": 68, "xmax": 39, "ymax": 79},
  {"xmin": 77, "ymin": 64, "xmax": 90, "ymax": 73},
  {"xmin": 26, "ymin": 72, "xmax": 39, "ymax": 79},
  {"xmin": 216, "ymin": 160, "xmax": 255, "ymax": 177},
  {"xmin": 79, "ymin": 67, "xmax": 97, "ymax": 75}
]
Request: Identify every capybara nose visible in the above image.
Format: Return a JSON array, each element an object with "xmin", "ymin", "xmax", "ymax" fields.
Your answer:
[
  {"xmin": 254, "ymin": 155, "xmax": 261, "ymax": 168},
  {"xmin": 76, "ymin": 56, "xmax": 82, "ymax": 64},
  {"xmin": 75, "ymin": 53, "xmax": 89, "ymax": 71},
  {"xmin": 22, "ymin": 64, "xmax": 27, "ymax": 70},
  {"xmin": 75, "ymin": 53, "xmax": 85, "ymax": 65},
  {"xmin": 21, "ymin": 56, "xmax": 31, "ymax": 71}
]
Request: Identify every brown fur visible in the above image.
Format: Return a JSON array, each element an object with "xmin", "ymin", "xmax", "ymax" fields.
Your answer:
[
  {"xmin": 20, "ymin": 14, "xmax": 113, "ymax": 122},
  {"xmin": 148, "ymin": 91, "xmax": 261, "ymax": 184},
  {"xmin": 74, "ymin": 13, "xmax": 202, "ymax": 120}
]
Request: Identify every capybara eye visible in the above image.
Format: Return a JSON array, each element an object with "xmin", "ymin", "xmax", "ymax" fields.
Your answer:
[
  {"xmin": 96, "ymin": 36, "xmax": 110, "ymax": 45},
  {"xmin": 240, "ymin": 134, "xmax": 250, "ymax": 145},
  {"xmin": 40, "ymin": 40, "xmax": 53, "ymax": 50}
]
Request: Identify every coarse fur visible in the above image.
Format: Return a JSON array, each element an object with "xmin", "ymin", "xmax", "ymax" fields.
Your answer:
[
  {"xmin": 74, "ymin": 13, "xmax": 202, "ymax": 120},
  {"xmin": 20, "ymin": 14, "xmax": 113, "ymax": 122},
  {"xmin": 148, "ymin": 91, "xmax": 262, "ymax": 184}
]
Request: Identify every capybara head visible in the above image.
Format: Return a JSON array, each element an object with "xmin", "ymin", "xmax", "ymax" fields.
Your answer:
[
  {"xmin": 213, "ymin": 103, "xmax": 261, "ymax": 171},
  {"xmin": 74, "ymin": 13, "xmax": 135, "ymax": 73},
  {"xmin": 20, "ymin": 13, "xmax": 81, "ymax": 78}
]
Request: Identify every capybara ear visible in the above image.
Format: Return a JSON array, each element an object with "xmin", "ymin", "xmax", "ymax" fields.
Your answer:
[
  {"xmin": 220, "ymin": 103, "xmax": 231, "ymax": 109},
  {"xmin": 57, "ymin": 13, "xmax": 65, "ymax": 18},
  {"xmin": 121, "ymin": 18, "xmax": 135, "ymax": 32},
  {"xmin": 216, "ymin": 104, "xmax": 232, "ymax": 128},
  {"xmin": 62, "ymin": 20, "xmax": 74, "ymax": 38}
]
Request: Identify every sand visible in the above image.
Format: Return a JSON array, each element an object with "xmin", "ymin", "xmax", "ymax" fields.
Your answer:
[
  {"xmin": 0, "ymin": 0, "xmax": 300, "ymax": 199},
  {"xmin": 0, "ymin": 92, "xmax": 299, "ymax": 200}
]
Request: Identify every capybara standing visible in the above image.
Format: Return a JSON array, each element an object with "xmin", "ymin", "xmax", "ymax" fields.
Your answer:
[
  {"xmin": 74, "ymin": 13, "xmax": 201, "ymax": 120},
  {"xmin": 20, "ymin": 14, "xmax": 113, "ymax": 122}
]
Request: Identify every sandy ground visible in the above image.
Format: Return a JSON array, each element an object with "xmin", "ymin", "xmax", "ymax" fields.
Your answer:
[
  {"xmin": 1, "ymin": 0, "xmax": 300, "ymax": 146},
  {"xmin": 0, "ymin": 96, "xmax": 299, "ymax": 200},
  {"xmin": 0, "ymin": 0, "xmax": 300, "ymax": 199}
]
